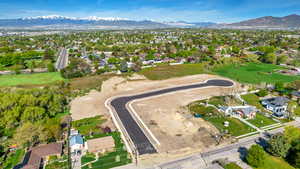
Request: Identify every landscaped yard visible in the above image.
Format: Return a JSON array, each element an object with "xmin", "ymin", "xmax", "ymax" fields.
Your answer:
[
  {"xmin": 72, "ymin": 116, "xmax": 106, "ymax": 136},
  {"xmin": 207, "ymin": 116, "xmax": 256, "ymax": 136},
  {"xmin": 213, "ymin": 63, "xmax": 300, "ymax": 84},
  {"xmin": 247, "ymin": 113, "xmax": 277, "ymax": 128},
  {"xmin": 3, "ymin": 149, "xmax": 25, "ymax": 169},
  {"xmin": 255, "ymin": 155, "xmax": 295, "ymax": 169},
  {"xmin": 0, "ymin": 72, "xmax": 64, "ymax": 87},
  {"xmin": 81, "ymin": 153, "xmax": 96, "ymax": 165},
  {"xmin": 139, "ymin": 63, "xmax": 206, "ymax": 80},
  {"xmin": 241, "ymin": 93, "xmax": 265, "ymax": 111},
  {"xmin": 81, "ymin": 132, "xmax": 131, "ymax": 169},
  {"xmin": 189, "ymin": 103, "xmax": 255, "ymax": 136}
]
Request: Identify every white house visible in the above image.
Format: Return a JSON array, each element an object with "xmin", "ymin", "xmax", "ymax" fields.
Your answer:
[
  {"xmin": 261, "ymin": 97, "xmax": 289, "ymax": 117},
  {"xmin": 69, "ymin": 134, "xmax": 84, "ymax": 155},
  {"xmin": 221, "ymin": 106, "xmax": 257, "ymax": 119}
]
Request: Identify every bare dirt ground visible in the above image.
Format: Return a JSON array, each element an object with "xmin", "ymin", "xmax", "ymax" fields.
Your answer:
[
  {"xmin": 70, "ymin": 73, "xmax": 241, "ymax": 162},
  {"xmin": 131, "ymin": 86, "xmax": 236, "ymax": 154}
]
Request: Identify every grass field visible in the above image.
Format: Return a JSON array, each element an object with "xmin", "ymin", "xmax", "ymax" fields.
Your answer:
[
  {"xmin": 213, "ymin": 63, "xmax": 300, "ymax": 84},
  {"xmin": 255, "ymin": 155, "xmax": 295, "ymax": 169},
  {"xmin": 0, "ymin": 72, "xmax": 64, "ymax": 87},
  {"xmin": 139, "ymin": 63, "xmax": 206, "ymax": 80},
  {"xmin": 247, "ymin": 113, "xmax": 277, "ymax": 128}
]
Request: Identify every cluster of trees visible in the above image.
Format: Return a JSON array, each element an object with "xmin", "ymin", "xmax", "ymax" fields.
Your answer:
[
  {"xmin": 246, "ymin": 126, "xmax": 300, "ymax": 168},
  {"xmin": 0, "ymin": 51, "xmax": 43, "ymax": 66},
  {"xmin": 60, "ymin": 58, "xmax": 91, "ymax": 79},
  {"xmin": 0, "ymin": 87, "xmax": 68, "ymax": 147}
]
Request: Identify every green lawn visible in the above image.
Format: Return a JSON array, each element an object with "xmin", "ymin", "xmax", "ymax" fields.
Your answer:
[
  {"xmin": 3, "ymin": 149, "xmax": 25, "ymax": 169},
  {"xmin": 206, "ymin": 116, "xmax": 256, "ymax": 136},
  {"xmin": 0, "ymin": 72, "xmax": 64, "ymax": 87},
  {"xmin": 224, "ymin": 162, "xmax": 242, "ymax": 169},
  {"xmin": 81, "ymin": 153, "xmax": 96, "ymax": 165},
  {"xmin": 247, "ymin": 113, "xmax": 277, "ymax": 128},
  {"xmin": 45, "ymin": 161, "xmax": 68, "ymax": 169},
  {"xmin": 139, "ymin": 63, "xmax": 206, "ymax": 80},
  {"xmin": 72, "ymin": 116, "xmax": 106, "ymax": 136},
  {"xmin": 213, "ymin": 63, "xmax": 300, "ymax": 84},
  {"xmin": 255, "ymin": 155, "xmax": 295, "ymax": 169},
  {"xmin": 82, "ymin": 132, "xmax": 131, "ymax": 169},
  {"xmin": 189, "ymin": 103, "xmax": 255, "ymax": 136},
  {"xmin": 241, "ymin": 93, "xmax": 265, "ymax": 111}
]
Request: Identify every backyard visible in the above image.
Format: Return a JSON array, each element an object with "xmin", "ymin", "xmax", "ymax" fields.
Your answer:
[
  {"xmin": 72, "ymin": 116, "xmax": 106, "ymax": 136},
  {"xmin": 241, "ymin": 93, "xmax": 265, "ymax": 111},
  {"xmin": 189, "ymin": 103, "xmax": 255, "ymax": 136},
  {"xmin": 139, "ymin": 63, "xmax": 206, "ymax": 80},
  {"xmin": 247, "ymin": 113, "xmax": 278, "ymax": 128},
  {"xmin": 3, "ymin": 149, "xmax": 25, "ymax": 169},
  {"xmin": 213, "ymin": 63, "xmax": 300, "ymax": 84},
  {"xmin": 0, "ymin": 72, "xmax": 64, "ymax": 87},
  {"xmin": 81, "ymin": 132, "xmax": 131, "ymax": 169}
]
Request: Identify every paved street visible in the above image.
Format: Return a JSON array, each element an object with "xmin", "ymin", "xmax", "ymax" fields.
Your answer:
[
  {"xmin": 109, "ymin": 79, "xmax": 234, "ymax": 155},
  {"xmin": 114, "ymin": 121, "xmax": 300, "ymax": 169},
  {"xmin": 55, "ymin": 48, "xmax": 68, "ymax": 70}
]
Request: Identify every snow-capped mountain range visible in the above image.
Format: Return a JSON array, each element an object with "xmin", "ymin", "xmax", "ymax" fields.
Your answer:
[
  {"xmin": 0, "ymin": 15, "xmax": 216, "ymax": 30},
  {"xmin": 22, "ymin": 15, "xmax": 129, "ymax": 21}
]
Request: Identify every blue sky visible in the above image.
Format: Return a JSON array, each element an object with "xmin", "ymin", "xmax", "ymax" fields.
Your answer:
[{"xmin": 0, "ymin": 0, "xmax": 300, "ymax": 23}]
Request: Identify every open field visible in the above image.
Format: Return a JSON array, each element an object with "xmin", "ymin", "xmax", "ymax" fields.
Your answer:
[
  {"xmin": 139, "ymin": 63, "xmax": 206, "ymax": 80},
  {"xmin": 213, "ymin": 63, "xmax": 300, "ymax": 84},
  {"xmin": 0, "ymin": 72, "xmax": 64, "ymax": 87},
  {"xmin": 72, "ymin": 116, "xmax": 106, "ymax": 136}
]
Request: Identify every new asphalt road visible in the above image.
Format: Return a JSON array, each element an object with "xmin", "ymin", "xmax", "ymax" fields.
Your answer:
[{"xmin": 110, "ymin": 79, "xmax": 234, "ymax": 155}]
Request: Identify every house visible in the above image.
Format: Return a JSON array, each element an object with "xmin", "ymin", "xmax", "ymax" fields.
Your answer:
[
  {"xmin": 86, "ymin": 136, "xmax": 115, "ymax": 153},
  {"xmin": 221, "ymin": 106, "xmax": 257, "ymax": 119},
  {"xmin": 20, "ymin": 143, "xmax": 63, "ymax": 169},
  {"xmin": 261, "ymin": 97, "xmax": 289, "ymax": 117},
  {"xmin": 69, "ymin": 134, "xmax": 84, "ymax": 155},
  {"xmin": 291, "ymin": 91, "xmax": 300, "ymax": 100}
]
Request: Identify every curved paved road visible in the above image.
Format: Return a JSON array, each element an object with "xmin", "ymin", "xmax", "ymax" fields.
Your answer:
[{"xmin": 110, "ymin": 79, "xmax": 234, "ymax": 155}]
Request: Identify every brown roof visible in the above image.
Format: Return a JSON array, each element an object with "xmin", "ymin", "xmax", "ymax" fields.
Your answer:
[
  {"xmin": 21, "ymin": 142, "xmax": 63, "ymax": 169},
  {"xmin": 87, "ymin": 136, "xmax": 115, "ymax": 153}
]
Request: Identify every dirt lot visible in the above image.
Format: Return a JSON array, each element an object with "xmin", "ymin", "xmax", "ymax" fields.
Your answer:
[
  {"xmin": 131, "ymin": 84, "xmax": 238, "ymax": 154},
  {"xmin": 70, "ymin": 74, "xmax": 240, "ymax": 158}
]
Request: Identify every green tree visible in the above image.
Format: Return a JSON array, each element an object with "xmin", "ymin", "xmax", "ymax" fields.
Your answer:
[
  {"xmin": 246, "ymin": 145, "xmax": 266, "ymax": 167},
  {"xmin": 267, "ymin": 133, "xmax": 291, "ymax": 158}
]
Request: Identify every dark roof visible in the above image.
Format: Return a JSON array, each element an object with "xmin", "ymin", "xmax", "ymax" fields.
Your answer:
[
  {"xmin": 263, "ymin": 97, "xmax": 289, "ymax": 106},
  {"xmin": 20, "ymin": 142, "xmax": 63, "ymax": 169},
  {"xmin": 292, "ymin": 91, "xmax": 300, "ymax": 97}
]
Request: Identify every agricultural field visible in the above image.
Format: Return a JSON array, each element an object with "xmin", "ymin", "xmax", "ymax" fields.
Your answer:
[
  {"xmin": 213, "ymin": 63, "xmax": 300, "ymax": 84},
  {"xmin": 139, "ymin": 63, "xmax": 206, "ymax": 80},
  {"xmin": 0, "ymin": 72, "xmax": 64, "ymax": 87}
]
